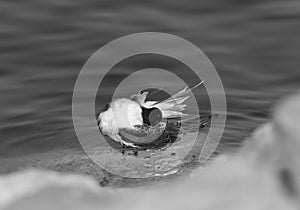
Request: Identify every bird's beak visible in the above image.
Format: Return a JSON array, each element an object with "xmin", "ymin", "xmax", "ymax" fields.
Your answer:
[{"xmin": 130, "ymin": 91, "xmax": 148, "ymax": 106}]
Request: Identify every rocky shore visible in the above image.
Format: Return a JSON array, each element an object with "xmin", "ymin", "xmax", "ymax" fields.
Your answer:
[{"xmin": 1, "ymin": 93, "xmax": 300, "ymax": 210}]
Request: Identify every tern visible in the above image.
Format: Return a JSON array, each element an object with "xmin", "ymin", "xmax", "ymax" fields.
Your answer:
[{"xmin": 97, "ymin": 81, "xmax": 206, "ymax": 151}]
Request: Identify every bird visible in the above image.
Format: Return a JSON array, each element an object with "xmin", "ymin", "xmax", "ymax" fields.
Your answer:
[{"xmin": 97, "ymin": 81, "xmax": 206, "ymax": 153}]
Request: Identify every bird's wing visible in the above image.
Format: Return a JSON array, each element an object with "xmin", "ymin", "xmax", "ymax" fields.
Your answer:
[
  {"xmin": 153, "ymin": 81, "xmax": 203, "ymax": 106},
  {"xmin": 151, "ymin": 81, "xmax": 204, "ymax": 118},
  {"xmin": 130, "ymin": 81, "xmax": 203, "ymax": 118}
]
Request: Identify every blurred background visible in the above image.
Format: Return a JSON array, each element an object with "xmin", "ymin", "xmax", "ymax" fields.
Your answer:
[{"xmin": 0, "ymin": 0, "xmax": 300, "ymax": 184}]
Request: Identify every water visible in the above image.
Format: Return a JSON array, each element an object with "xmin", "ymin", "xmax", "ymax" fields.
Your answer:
[{"xmin": 0, "ymin": 0, "xmax": 300, "ymax": 185}]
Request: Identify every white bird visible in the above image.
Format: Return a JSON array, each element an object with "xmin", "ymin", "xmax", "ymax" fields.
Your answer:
[{"xmin": 97, "ymin": 81, "xmax": 204, "ymax": 149}]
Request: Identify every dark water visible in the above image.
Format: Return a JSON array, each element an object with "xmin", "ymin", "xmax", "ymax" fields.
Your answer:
[{"xmin": 0, "ymin": 0, "xmax": 300, "ymax": 185}]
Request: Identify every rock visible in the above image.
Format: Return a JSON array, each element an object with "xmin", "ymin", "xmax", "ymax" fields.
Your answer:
[
  {"xmin": 242, "ymin": 93, "xmax": 300, "ymax": 204},
  {"xmin": 0, "ymin": 169, "xmax": 105, "ymax": 210},
  {"xmin": 273, "ymin": 94, "xmax": 300, "ymax": 202},
  {"xmin": 0, "ymin": 161, "xmax": 295, "ymax": 210}
]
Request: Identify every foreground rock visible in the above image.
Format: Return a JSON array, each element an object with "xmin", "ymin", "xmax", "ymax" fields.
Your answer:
[
  {"xmin": 1, "ymin": 93, "xmax": 300, "ymax": 210},
  {"xmin": 0, "ymin": 159, "xmax": 296, "ymax": 210},
  {"xmin": 243, "ymin": 93, "xmax": 300, "ymax": 207}
]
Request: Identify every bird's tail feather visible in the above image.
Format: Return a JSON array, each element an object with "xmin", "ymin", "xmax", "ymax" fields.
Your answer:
[
  {"xmin": 162, "ymin": 81, "xmax": 203, "ymax": 103},
  {"xmin": 153, "ymin": 81, "xmax": 204, "ymax": 118}
]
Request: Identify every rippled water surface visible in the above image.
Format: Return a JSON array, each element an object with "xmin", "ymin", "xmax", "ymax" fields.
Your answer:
[{"xmin": 0, "ymin": 0, "xmax": 300, "ymax": 185}]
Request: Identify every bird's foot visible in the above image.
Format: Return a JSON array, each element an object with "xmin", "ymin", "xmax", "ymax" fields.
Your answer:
[
  {"xmin": 120, "ymin": 140, "xmax": 139, "ymax": 156},
  {"xmin": 134, "ymin": 148, "xmax": 138, "ymax": 156},
  {"xmin": 122, "ymin": 144, "xmax": 125, "ymax": 155}
]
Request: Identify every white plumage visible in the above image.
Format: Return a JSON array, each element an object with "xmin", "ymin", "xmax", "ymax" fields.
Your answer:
[{"xmin": 98, "ymin": 98, "xmax": 143, "ymax": 147}]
